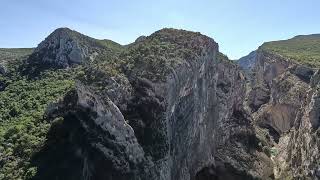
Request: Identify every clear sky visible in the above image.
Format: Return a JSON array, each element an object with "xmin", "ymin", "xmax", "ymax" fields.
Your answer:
[{"xmin": 1, "ymin": 0, "xmax": 320, "ymax": 59}]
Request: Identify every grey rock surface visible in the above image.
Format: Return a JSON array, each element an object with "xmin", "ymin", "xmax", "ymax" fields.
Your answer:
[
  {"xmin": 29, "ymin": 28, "xmax": 101, "ymax": 68},
  {"xmin": 35, "ymin": 29, "xmax": 273, "ymax": 180},
  {"xmin": 237, "ymin": 51, "xmax": 257, "ymax": 71},
  {"xmin": 0, "ymin": 64, "xmax": 7, "ymax": 75},
  {"xmin": 244, "ymin": 49, "xmax": 320, "ymax": 179}
]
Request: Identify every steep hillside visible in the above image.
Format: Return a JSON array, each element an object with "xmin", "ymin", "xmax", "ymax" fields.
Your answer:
[
  {"xmin": 0, "ymin": 48, "xmax": 33, "ymax": 74},
  {"xmin": 0, "ymin": 48, "xmax": 33, "ymax": 63},
  {"xmin": 0, "ymin": 29, "xmax": 123, "ymax": 179},
  {"xmin": 0, "ymin": 52, "xmax": 76, "ymax": 179},
  {"xmin": 239, "ymin": 35, "xmax": 320, "ymax": 179},
  {"xmin": 261, "ymin": 34, "xmax": 320, "ymax": 67}
]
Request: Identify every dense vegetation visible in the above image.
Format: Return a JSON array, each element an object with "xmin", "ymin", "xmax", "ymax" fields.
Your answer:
[
  {"xmin": 0, "ymin": 48, "xmax": 34, "ymax": 63},
  {"xmin": 261, "ymin": 34, "xmax": 320, "ymax": 67},
  {"xmin": 0, "ymin": 49, "xmax": 77, "ymax": 179},
  {"xmin": 120, "ymin": 28, "xmax": 217, "ymax": 81},
  {"xmin": 0, "ymin": 30, "xmax": 127, "ymax": 179}
]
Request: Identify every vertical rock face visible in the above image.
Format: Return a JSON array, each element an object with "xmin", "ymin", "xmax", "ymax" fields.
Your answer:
[
  {"xmin": 165, "ymin": 41, "xmax": 266, "ymax": 180},
  {"xmin": 238, "ymin": 51, "xmax": 257, "ymax": 71},
  {"xmin": 284, "ymin": 71, "xmax": 320, "ymax": 179},
  {"xmin": 240, "ymin": 48, "xmax": 320, "ymax": 179},
  {"xmin": 34, "ymin": 29, "xmax": 273, "ymax": 180},
  {"xmin": 243, "ymin": 51, "xmax": 295, "ymax": 135}
]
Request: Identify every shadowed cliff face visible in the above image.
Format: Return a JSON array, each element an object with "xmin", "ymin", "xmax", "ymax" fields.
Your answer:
[
  {"xmin": 195, "ymin": 163, "xmax": 255, "ymax": 180},
  {"xmin": 30, "ymin": 29, "xmax": 273, "ymax": 180}
]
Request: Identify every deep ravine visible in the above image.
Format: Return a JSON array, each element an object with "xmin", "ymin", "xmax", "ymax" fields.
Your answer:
[{"xmin": 239, "ymin": 48, "xmax": 320, "ymax": 179}]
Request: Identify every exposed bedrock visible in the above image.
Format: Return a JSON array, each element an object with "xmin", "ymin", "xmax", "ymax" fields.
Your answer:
[
  {"xmin": 24, "ymin": 27, "xmax": 110, "ymax": 73},
  {"xmin": 33, "ymin": 29, "xmax": 273, "ymax": 180},
  {"xmin": 245, "ymin": 51, "xmax": 308, "ymax": 138},
  {"xmin": 239, "ymin": 49, "xmax": 320, "ymax": 179}
]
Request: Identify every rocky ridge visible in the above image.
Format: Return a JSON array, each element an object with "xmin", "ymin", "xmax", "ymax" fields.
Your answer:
[
  {"xmin": 25, "ymin": 28, "xmax": 122, "ymax": 74},
  {"xmin": 26, "ymin": 28, "xmax": 275, "ymax": 180},
  {"xmin": 1, "ymin": 27, "xmax": 320, "ymax": 180}
]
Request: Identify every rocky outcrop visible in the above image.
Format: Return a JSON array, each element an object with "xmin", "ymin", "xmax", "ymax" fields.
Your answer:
[
  {"xmin": 247, "ymin": 85, "xmax": 270, "ymax": 112},
  {"xmin": 244, "ymin": 51, "xmax": 294, "ymax": 134},
  {"xmin": 27, "ymin": 28, "xmax": 102, "ymax": 68},
  {"xmin": 240, "ymin": 48, "xmax": 320, "ymax": 179},
  {"xmin": 0, "ymin": 64, "xmax": 7, "ymax": 75},
  {"xmin": 33, "ymin": 29, "xmax": 273, "ymax": 180},
  {"xmin": 280, "ymin": 70, "xmax": 320, "ymax": 179}
]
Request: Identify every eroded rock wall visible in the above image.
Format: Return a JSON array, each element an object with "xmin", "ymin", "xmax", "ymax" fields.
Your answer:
[
  {"xmin": 242, "ymin": 49, "xmax": 320, "ymax": 179},
  {"xmin": 34, "ymin": 29, "xmax": 273, "ymax": 180}
]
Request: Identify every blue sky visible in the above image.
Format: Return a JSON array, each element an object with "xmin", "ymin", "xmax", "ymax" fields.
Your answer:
[{"xmin": 1, "ymin": 0, "xmax": 320, "ymax": 59}]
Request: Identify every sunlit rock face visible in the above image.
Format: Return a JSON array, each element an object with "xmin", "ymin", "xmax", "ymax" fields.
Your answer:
[
  {"xmin": 240, "ymin": 48, "xmax": 320, "ymax": 179},
  {"xmin": 28, "ymin": 28, "xmax": 101, "ymax": 68}
]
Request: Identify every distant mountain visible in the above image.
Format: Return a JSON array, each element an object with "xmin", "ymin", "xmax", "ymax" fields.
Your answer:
[
  {"xmin": 237, "ymin": 51, "xmax": 257, "ymax": 71},
  {"xmin": 237, "ymin": 33, "xmax": 320, "ymax": 71},
  {"xmin": 27, "ymin": 27, "xmax": 123, "ymax": 69}
]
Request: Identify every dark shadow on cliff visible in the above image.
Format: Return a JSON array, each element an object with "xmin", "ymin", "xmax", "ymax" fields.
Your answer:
[
  {"xmin": 194, "ymin": 162, "xmax": 256, "ymax": 180},
  {"xmin": 30, "ymin": 88, "xmax": 152, "ymax": 180},
  {"xmin": 30, "ymin": 112, "xmax": 87, "ymax": 180}
]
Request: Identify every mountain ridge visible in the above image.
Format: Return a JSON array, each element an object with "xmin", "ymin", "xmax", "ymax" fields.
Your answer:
[{"xmin": 1, "ymin": 27, "xmax": 320, "ymax": 180}]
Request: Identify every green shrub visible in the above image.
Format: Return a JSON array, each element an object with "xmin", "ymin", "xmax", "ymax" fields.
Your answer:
[
  {"xmin": 261, "ymin": 34, "xmax": 320, "ymax": 67},
  {"xmin": 0, "ymin": 66, "xmax": 75, "ymax": 179}
]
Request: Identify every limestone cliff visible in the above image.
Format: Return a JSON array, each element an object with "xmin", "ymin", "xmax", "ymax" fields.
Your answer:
[
  {"xmin": 3, "ymin": 26, "xmax": 320, "ymax": 180},
  {"xmin": 239, "ymin": 46, "xmax": 320, "ymax": 179},
  {"xmin": 31, "ymin": 28, "xmax": 273, "ymax": 180}
]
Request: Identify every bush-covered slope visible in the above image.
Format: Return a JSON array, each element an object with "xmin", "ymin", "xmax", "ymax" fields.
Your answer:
[
  {"xmin": 261, "ymin": 34, "xmax": 320, "ymax": 67},
  {"xmin": 0, "ymin": 64, "xmax": 76, "ymax": 179},
  {"xmin": 0, "ymin": 48, "xmax": 34, "ymax": 63},
  {"xmin": 0, "ymin": 27, "xmax": 128, "ymax": 179},
  {"xmin": 120, "ymin": 28, "xmax": 218, "ymax": 81}
]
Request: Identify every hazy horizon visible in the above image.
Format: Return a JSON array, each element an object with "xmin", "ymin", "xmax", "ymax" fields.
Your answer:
[{"xmin": 1, "ymin": 0, "xmax": 320, "ymax": 59}]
